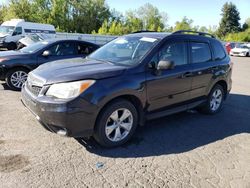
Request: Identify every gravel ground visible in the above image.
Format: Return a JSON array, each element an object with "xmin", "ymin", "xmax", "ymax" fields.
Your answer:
[{"xmin": 0, "ymin": 56, "xmax": 250, "ymax": 188}]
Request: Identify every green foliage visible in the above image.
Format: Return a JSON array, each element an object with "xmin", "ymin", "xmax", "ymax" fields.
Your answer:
[
  {"xmin": 95, "ymin": 3, "xmax": 167, "ymax": 35},
  {"xmin": 242, "ymin": 18, "xmax": 250, "ymax": 31},
  {"xmin": 0, "ymin": 0, "xmax": 111, "ymax": 33},
  {"xmin": 217, "ymin": 2, "xmax": 241, "ymax": 37},
  {"xmin": 173, "ymin": 17, "xmax": 193, "ymax": 31},
  {"xmin": 224, "ymin": 29, "xmax": 250, "ymax": 42}
]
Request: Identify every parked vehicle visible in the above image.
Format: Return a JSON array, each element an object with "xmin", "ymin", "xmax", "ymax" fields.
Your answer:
[
  {"xmin": 21, "ymin": 30, "xmax": 232, "ymax": 147},
  {"xmin": 0, "ymin": 39, "xmax": 99, "ymax": 90},
  {"xmin": 17, "ymin": 33, "xmax": 53, "ymax": 49},
  {"xmin": 230, "ymin": 44, "xmax": 250, "ymax": 57},
  {"xmin": 0, "ymin": 19, "xmax": 55, "ymax": 50}
]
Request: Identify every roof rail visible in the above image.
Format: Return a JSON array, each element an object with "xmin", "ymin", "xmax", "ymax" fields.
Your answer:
[
  {"xmin": 132, "ymin": 30, "xmax": 156, "ymax": 33},
  {"xmin": 172, "ymin": 30, "xmax": 215, "ymax": 38}
]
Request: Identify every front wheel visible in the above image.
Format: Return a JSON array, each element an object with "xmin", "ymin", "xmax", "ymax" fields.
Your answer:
[
  {"xmin": 94, "ymin": 99, "xmax": 138, "ymax": 147},
  {"xmin": 200, "ymin": 85, "xmax": 225, "ymax": 114},
  {"xmin": 6, "ymin": 68, "xmax": 28, "ymax": 91}
]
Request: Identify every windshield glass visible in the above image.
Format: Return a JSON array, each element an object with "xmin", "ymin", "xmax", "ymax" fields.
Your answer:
[
  {"xmin": 0, "ymin": 26, "xmax": 14, "ymax": 34},
  {"xmin": 89, "ymin": 36, "xmax": 159, "ymax": 66},
  {"xmin": 235, "ymin": 44, "xmax": 249, "ymax": 49},
  {"xmin": 19, "ymin": 41, "xmax": 49, "ymax": 53}
]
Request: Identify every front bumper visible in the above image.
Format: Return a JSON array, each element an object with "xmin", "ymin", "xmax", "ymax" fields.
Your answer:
[
  {"xmin": 21, "ymin": 84, "xmax": 99, "ymax": 138},
  {"xmin": 0, "ymin": 42, "xmax": 8, "ymax": 48},
  {"xmin": 230, "ymin": 52, "xmax": 247, "ymax": 56}
]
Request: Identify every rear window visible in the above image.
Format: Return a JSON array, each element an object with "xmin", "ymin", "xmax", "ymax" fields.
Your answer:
[
  {"xmin": 191, "ymin": 42, "xmax": 212, "ymax": 63},
  {"xmin": 212, "ymin": 41, "xmax": 226, "ymax": 60}
]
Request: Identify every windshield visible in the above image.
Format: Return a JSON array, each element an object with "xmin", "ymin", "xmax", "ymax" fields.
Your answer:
[
  {"xmin": 19, "ymin": 41, "xmax": 49, "ymax": 53},
  {"xmin": 89, "ymin": 36, "xmax": 159, "ymax": 66},
  {"xmin": 235, "ymin": 44, "xmax": 249, "ymax": 49},
  {"xmin": 0, "ymin": 26, "xmax": 14, "ymax": 35}
]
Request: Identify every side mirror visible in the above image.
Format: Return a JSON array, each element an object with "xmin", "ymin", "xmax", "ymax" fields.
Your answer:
[
  {"xmin": 157, "ymin": 60, "xmax": 175, "ymax": 70},
  {"xmin": 42, "ymin": 50, "xmax": 51, "ymax": 57}
]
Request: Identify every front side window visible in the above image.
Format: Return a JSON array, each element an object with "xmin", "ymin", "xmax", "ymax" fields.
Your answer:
[
  {"xmin": 89, "ymin": 36, "xmax": 159, "ymax": 66},
  {"xmin": 47, "ymin": 42, "xmax": 77, "ymax": 56},
  {"xmin": 191, "ymin": 42, "xmax": 212, "ymax": 63},
  {"xmin": 12, "ymin": 27, "xmax": 22, "ymax": 36},
  {"xmin": 158, "ymin": 42, "xmax": 188, "ymax": 66}
]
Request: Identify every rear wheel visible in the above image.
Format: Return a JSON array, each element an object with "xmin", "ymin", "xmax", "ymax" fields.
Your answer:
[
  {"xmin": 200, "ymin": 84, "xmax": 225, "ymax": 114},
  {"xmin": 6, "ymin": 68, "xmax": 28, "ymax": 91},
  {"xmin": 94, "ymin": 99, "xmax": 138, "ymax": 147}
]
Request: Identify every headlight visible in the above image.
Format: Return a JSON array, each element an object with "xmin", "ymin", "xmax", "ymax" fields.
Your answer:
[
  {"xmin": 46, "ymin": 80, "xmax": 95, "ymax": 99},
  {"xmin": 0, "ymin": 58, "xmax": 8, "ymax": 63}
]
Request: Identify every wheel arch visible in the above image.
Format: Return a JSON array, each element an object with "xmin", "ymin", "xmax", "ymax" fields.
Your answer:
[{"xmin": 94, "ymin": 94, "xmax": 145, "ymax": 131}]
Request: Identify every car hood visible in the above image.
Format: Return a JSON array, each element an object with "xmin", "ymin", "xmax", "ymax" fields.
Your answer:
[
  {"xmin": 0, "ymin": 50, "xmax": 28, "ymax": 59},
  {"xmin": 0, "ymin": 33, "xmax": 9, "ymax": 38},
  {"xmin": 231, "ymin": 48, "xmax": 249, "ymax": 53},
  {"xmin": 31, "ymin": 58, "xmax": 127, "ymax": 85}
]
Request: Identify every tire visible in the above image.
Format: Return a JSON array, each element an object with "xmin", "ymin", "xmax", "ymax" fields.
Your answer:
[
  {"xmin": 5, "ymin": 68, "xmax": 29, "ymax": 91},
  {"xmin": 199, "ymin": 84, "xmax": 225, "ymax": 114},
  {"xmin": 246, "ymin": 52, "xmax": 249, "ymax": 57},
  {"xmin": 7, "ymin": 42, "xmax": 17, "ymax": 50},
  {"xmin": 94, "ymin": 99, "xmax": 138, "ymax": 147}
]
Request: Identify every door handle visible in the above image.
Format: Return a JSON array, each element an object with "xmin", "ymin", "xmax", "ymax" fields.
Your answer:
[{"xmin": 180, "ymin": 72, "xmax": 193, "ymax": 78}]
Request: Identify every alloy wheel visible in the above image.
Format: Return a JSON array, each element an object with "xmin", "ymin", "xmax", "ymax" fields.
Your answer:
[
  {"xmin": 105, "ymin": 108, "xmax": 133, "ymax": 142},
  {"xmin": 210, "ymin": 89, "xmax": 223, "ymax": 112},
  {"xmin": 10, "ymin": 71, "xmax": 28, "ymax": 89}
]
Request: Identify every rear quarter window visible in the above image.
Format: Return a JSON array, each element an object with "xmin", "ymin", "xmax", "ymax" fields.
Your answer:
[
  {"xmin": 191, "ymin": 42, "xmax": 212, "ymax": 63},
  {"xmin": 212, "ymin": 41, "xmax": 227, "ymax": 60}
]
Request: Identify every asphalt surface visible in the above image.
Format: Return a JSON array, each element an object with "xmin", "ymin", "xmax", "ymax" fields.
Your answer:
[{"xmin": 0, "ymin": 56, "xmax": 250, "ymax": 188}]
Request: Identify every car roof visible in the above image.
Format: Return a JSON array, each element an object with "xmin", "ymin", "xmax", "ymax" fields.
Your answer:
[
  {"xmin": 41, "ymin": 38, "xmax": 98, "ymax": 46},
  {"xmin": 125, "ymin": 31, "xmax": 218, "ymax": 42},
  {"xmin": 125, "ymin": 32, "xmax": 171, "ymax": 39}
]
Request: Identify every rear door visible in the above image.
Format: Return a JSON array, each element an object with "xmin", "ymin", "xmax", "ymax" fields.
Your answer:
[
  {"xmin": 189, "ymin": 40, "xmax": 214, "ymax": 99},
  {"xmin": 146, "ymin": 39, "xmax": 193, "ymax": 112},
  {"xmin": 77, "ymin": 42, "xmax": 99, "ymax": 57}
]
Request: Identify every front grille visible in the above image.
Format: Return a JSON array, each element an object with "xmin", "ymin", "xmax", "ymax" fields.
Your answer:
[
  {"xmin": 26, "ymin": 83, "xmax": 42, "ymax": 96},
  {"xmin": 25, "ymin": 73, "xmax": 45, "ymax": 96}
]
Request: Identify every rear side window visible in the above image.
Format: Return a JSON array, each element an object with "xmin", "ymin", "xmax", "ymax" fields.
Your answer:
[
  {"xmin": 191, "ymin": 42, "xmax": 212, "ymax": 63},
  {"xmin": 212, "ymin": 41, "xmax": 226, "ymax": 60},
  {"xmin": 77, "ymin": 43, "xmax": 96, "ymax": 55}
]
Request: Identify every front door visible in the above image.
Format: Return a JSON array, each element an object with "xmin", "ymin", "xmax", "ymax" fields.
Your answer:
[
  {"xmin": 37, "ymin": 41, "xmax": 78, "ymax": 67},
  {"xmin": 146, "ymin": 40, "xmax": 192, "ymax": 112}
]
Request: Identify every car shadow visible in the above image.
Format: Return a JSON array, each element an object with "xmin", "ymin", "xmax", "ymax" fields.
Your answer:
[
  {"xmin": 75, "ymin": 93, "xmax": 250, "ymax": 157},
  {"xmin": 0, "ymin": 82, "xmax": 19, "ymax": 92}
]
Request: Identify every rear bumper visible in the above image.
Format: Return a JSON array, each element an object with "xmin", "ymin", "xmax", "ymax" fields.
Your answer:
[{"xmin": 21, "ymin": 84, "xmax": 99, "ymax": 138}]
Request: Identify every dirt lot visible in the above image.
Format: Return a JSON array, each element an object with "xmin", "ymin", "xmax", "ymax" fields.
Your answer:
[{"xmin": 0, "ymin": 56, "xmax": 250, "ymax": 188}]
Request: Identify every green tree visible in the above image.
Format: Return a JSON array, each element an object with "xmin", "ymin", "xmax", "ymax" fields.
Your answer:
[
  {"xmin": 3, "ymin": 0, "xmax": 38, "ymax": 22},
  {"xmin": 71, "ymin": 0, "xmax": 111, "ymax": 33},
  {"xmin": 137, "ymin": 3, "xmax": 166, "ymax": 31},
  {"xmin": 242, "ymin": 18, "xmax": 250, "ymax": 31},
  {"xmin": 217, "ymin": 2, "xmax": 241, "ymax": 38},
  {"xmin": 173, "ymin": 17, "xmax": 193, "ymax": 31}
]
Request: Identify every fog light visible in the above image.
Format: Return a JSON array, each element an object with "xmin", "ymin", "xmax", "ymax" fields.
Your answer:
[{"xmin": 57, "ymin": 129, "xmax": 67, "ymax": 136}]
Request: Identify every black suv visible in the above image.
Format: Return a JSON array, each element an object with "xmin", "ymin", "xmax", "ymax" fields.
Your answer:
[{"xmin": 21, "ymin": 30, "xmax": 232, "ymax": 147}]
